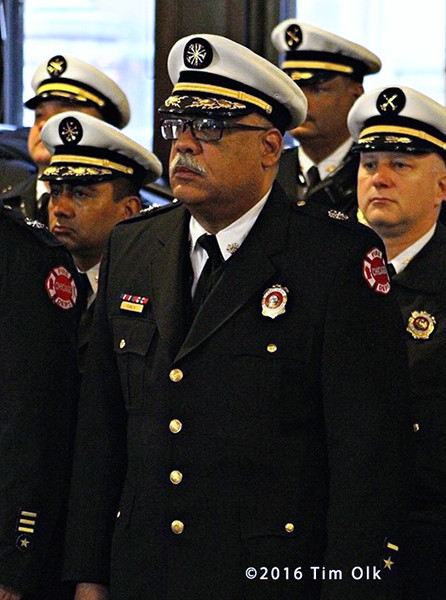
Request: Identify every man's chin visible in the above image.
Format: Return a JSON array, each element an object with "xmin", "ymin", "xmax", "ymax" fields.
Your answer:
[
  {"xmin": 171, "ymin": 180, "xmax": 206, "ymax": 204},
  {"xmin": 363, "ymin": 210, "xmax": 399, "ymax": 233},
  {"xmin": 51, "ymin": 229, "xmax": 76, "ymax": 248}
]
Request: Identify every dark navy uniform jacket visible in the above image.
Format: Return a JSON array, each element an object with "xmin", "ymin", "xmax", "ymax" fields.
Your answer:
[
  {"xmin": 276, "ymin": 145, "xmax": 360, "ymax": 219},
  {"xmin": 394, "ymin": 223, "xmax": 446, "ymax": 600},
  {"xmin": 64, "ymin": 184, "xmax": 410, "ymax": 599},
  {"xmin": 0, "ymin": 201, "xmax": 80, "ymax": 599}
]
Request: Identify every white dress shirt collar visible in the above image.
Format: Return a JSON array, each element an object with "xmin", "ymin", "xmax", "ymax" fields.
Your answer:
[
  {"xmin": 390, "ymin": 224, "xmax": 437, "ymax": 275},
  {"xmin": 188, "ymin": 189, "xmax": 271, "ymax": 292},
  {"xmin": 78, "ymin": 262, "xmax": 100, "ymax": 307},
  {"xmin": 299, "ymin": 137, "xmax": 352, "ymax": 182}
]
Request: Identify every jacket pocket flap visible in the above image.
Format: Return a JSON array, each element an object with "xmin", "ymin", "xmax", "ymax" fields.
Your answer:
[{"xmin": 113, "ymin": 317, "xmax": 156, "ymax": 356}]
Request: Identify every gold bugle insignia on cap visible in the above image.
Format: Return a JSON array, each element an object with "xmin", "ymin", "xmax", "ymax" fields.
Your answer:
[
  {"xmin": 358, "ymin": 134, "xmax": 412, "ymax": 145},
  {"xmin": 384, "ymin": 136, "xmax": 412, "ymax": 143},
  {"xmin": 165, "ymin": 95, "xmax": 187, "ymax": 107},
  {"xmin": 186, "ymin": 97, "xmax": 247, "ymax": 111},
  {"xmin": 43, "ymin": 165, "xmax": 114, "ymax": 178},
  {"xmin": 36, "ymin": 83, "xmax": 105, "ymax": 108},
  {"xmin": 50, "ymin": 155, "xmax": 134, "ymax": 175},
  {"xmin": 359, "ymin": 125, "xmax": 446, "ymax": 152},
  {"xmin": 173, "ymin": 82, "xmax": 272, "ymax": 114},
  {"xmin": 358, "ymin": 135, "xmax": 379, "ymax": 143},
  {"xmin": 282, "ymin": 60, "xmax": 354, "ymax": 74}
]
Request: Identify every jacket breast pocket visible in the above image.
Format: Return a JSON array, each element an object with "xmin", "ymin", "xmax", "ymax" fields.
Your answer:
[{"xmin": 113, "ymin": 317, "xmax": 156, "ymax": 413}]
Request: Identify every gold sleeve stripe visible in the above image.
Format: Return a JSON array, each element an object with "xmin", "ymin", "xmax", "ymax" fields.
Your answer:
[
  {"xmin": 37, "ymin": 83, "xmax": 105, "ymax": 108},
  {"xmin": 282, "ymin": 60, "xmax": 354, "ymax": 74},
  {"xmin": 19, "ymin": 519, "xmax": 36, "ymax": 525},
  {"xmin": 51, "ymin": 154, "xmax": 134, "ymax": 175},
  {"xmin": 20, "ymin": 511, "xmax": 37, "ymax": 518},
  {"xmin": 387, "ymin": 543, "xmax": 399, "ymax": 551},
  {"xmin": 173, "ymin": 82, "xmax": 272, "ymax": 114},
  {"xmin": 359, "ymin": 125, "xmax": 446, "ymax": 151},
  {"xmin": 18, "ymin": 527, "xmax": 34, "ymax": 533}
]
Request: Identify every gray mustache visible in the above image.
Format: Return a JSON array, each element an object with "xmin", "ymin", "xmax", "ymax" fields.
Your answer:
[{"xmin": 170, "ymin": 153, "xmax": 207, "ymax": 177}]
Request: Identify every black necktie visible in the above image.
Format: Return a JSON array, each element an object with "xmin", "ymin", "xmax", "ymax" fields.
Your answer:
[
  {"xmin": 78, "ymin": 273, "xmax": 92, "ymax": 312},
  {"xmin": 387, "ymin": 263, "xmax": 396, "ymax": 278},
  {"xmin": 307, "ymin": 165, "xmax": 321, "ymax": 187},
  {"xmin": 191, "ymin": 234, "xmax": 224, "ymax": 318}
]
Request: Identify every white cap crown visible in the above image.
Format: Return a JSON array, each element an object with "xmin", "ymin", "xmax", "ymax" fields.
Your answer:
[{"xmin": 40, "ymin": 112, "xmax": 162, "ymax": 186}]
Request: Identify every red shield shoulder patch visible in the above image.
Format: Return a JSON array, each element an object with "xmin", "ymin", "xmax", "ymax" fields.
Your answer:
[
  {"xmin": 45, "ymin": 266, "xmax": 78, "ymax": 310},
  {"xmin": 362, "ymin": 247, "xmax": 391, "ymax": 295}
]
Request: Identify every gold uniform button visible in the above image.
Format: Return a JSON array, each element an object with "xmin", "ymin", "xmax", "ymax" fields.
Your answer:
[
  {"xmin": 285, "ymin": 522, "xmax": 295, "ymax": 533},
  {"xmin": 170, "ymin": 470, "xmax": 183, "ymax": 485},
  {"xmin": 169, "ymin": 419, "xmax": 182, "ymax": 434},
  {"xmin": 171, "ymin": 520, "xmax": 184, "ymax": 534},
  {"xmin": 296, "ymin": 200, "xmax": 306, "ymax": 207},
  {"xmin": 169, "ymin": 368, "xmax": 183, "ymax": 382},
  {"xmin": 116, "ymin": 511, "xmax": 121, "ymax": 519},
  {"xmin": 267, "ymin": 344, "xmax": 277, "ymax": 353},
  {"xmin": 119, "ymin": 339, "xmax": 126, "ymax": 349},
  {"xmin": 413, "ymin": 423, "xmax": 420, "ymax": 432}
]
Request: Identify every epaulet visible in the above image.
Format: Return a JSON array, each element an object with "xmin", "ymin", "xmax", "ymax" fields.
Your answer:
[
  {"xmin": 117, "ymin": 200, "xmax": 182, "ymax": 225},
  {"xmin": 0, "ymin": 202, "xmax": 62, "ymax": 246}
]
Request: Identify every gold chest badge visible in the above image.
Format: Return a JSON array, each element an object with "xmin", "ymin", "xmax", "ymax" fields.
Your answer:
[
  {"xmin": 262, "ymin": 285, "xmax": 289, "ymax": 319},
  {"xmin": 407, "ymin": 311, "xmax": 436, "ymax": 340}
]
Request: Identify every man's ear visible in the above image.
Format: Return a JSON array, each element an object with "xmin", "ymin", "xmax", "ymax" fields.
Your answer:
[
  {"xmin": 437, "ymin": 172, "xmax": 446, "ymax": 205},
  {"xmin": 260, "ymin": 128, "xmax": 283, "ymax": 169},
  {"xmin": 350, "ymin": 81, "xmax": 364, "ymax": 101},
  {"xmin": 122, "ymin": 196, "xmax": 141, "ymax": 218}
]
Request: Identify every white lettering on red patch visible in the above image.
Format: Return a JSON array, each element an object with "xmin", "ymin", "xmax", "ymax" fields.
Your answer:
[
  {"xmin": 362, "ymin": 247, "xmax": 391, "ymax": 295},
  {"xmin": 45, "ymin": 266, "xmax": 78, "ymax": 310}
]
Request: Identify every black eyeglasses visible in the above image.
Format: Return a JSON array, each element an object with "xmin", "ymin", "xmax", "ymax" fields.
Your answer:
[{"xmin": 160, "ymin": 117, "xmax": 270, "ymax": 142}]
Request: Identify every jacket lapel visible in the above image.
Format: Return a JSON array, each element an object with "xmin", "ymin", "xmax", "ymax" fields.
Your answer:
[
  {"xmin": 149, "ymin": 206, "xmax": 192, "ymax": 360},
  {"xmin": 175, "ymin": 184, "xmax": 291, "ymax": 362}
]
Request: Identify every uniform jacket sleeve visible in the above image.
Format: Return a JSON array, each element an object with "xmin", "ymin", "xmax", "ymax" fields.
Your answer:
[
  {"xmin": 63, "ymin": 236, "xmax": 128, "ymax": 585},
  {"xmin": 0, "ymin": 210, "xmax": 80, "ymax": 595},
  {"xmin": 320, "ymin": 229, "xmax": 411, "ymax": 599}
]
